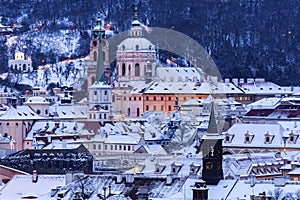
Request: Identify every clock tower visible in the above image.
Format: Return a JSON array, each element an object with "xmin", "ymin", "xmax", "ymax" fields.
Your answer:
[{"xmin": 201, "ymin": 103, "xmax": 224, "ymax": 185}]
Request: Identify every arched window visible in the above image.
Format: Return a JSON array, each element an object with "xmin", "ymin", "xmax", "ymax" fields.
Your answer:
[
  {"xmin": 102, "ymin": 51, "xmax": 105, "ymax": 61},
  {"xmin": 93, "ymin": 51, "xmax": 97, "ymax": 61},
  {"xmin": 127, "ymin": 108, "xmax": 130, "ymax": 117},
  {"xmin": 135, "ymin": 63, "xmax": 140, "ymax": 76},
  {"xmin": 122, "ymin": 63, "xmax": 126, "ymax": 76}
]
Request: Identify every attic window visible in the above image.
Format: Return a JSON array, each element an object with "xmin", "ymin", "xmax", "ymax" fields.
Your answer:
[
  {"xmin": 193, "ymin": 88, "xmax": 197, "ymax": 90},
  {"xmin": 31, "ymin": 112, "xmax": 35, "ymax": 116},
  {"xmin": 231, "ymin": 88, "xmax": 235, "ymax": 90},
  {"xmin": 62, "ymin": 111, "xmax": 66, "ymax": 115},
  {"xmin": 23, "ymin": 112, "xmax": 28, "ymax": 116},
  {"xmin": 150, "ymin": 88, "xmax": 154, "ymax": 90},
  {"xmin": 269, "ymin": 88, "xmax": 272, "ymax": 90},
  {"xmin": 164, "ymin": 88, "xmax": 168, "ymax": 90},
  {"xmin": 260, "ymin": 88, "xmax": 263, "ymax": 90},
  {"xmin": 18, "ymin": 112, "xmax": 22, "ymax": 116},
  {"xmin": 178, "ymin": 88, "xmax": 182, "ymax": 90},
  {"xmin": 245, "ymin": 136, "xmax": 250, "ymax": 142},
  {"xmin": 225, "ymin": 136, "xmax": 230, "ymax": 142},
  {"xmin": 279, "ymin": 88, "xmax": 282, "ymax": 90}
]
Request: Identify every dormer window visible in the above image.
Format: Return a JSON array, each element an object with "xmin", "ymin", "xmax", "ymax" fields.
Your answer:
[
  {"xmin": 224, "ymin": 132, "xmax": 234, "ymax": 143},
  {"xmin": 244, "ymin": 131, "xmax": 254, "ymax": 144},
  {"xmin": 288, "ymin": 132, "xmax": 299, "ymax": 144},
  {"xmin": 264, "ymin": 132, "xmax": 274, "ymax": 144}
]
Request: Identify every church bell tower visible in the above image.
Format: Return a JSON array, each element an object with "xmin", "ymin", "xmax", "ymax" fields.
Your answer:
[
  {"xmin": 201, "ymin": 103, "xmax": 224, "ymax": 185},
  {"xmin": 88, "ymin": 12, "xmax": 107, "ymax": 88}
]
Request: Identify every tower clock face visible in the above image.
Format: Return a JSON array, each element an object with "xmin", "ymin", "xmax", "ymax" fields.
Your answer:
[{"xmin": 206, "ymin": 162, "xmax": 213, "ymax": 170}]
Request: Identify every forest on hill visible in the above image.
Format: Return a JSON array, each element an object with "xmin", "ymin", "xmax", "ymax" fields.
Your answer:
[{"xmin": 0, "ymin": 0, "xmax": 299, "ymax": 85}]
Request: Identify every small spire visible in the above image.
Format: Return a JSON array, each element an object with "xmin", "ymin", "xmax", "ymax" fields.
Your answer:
[
  {"xmin": 134, "ymin": 5, "xmax": 138, "ymax": 20},
  {"xmin": 207, "ymin": 101, "xmax": 218, "ymax": 134}
]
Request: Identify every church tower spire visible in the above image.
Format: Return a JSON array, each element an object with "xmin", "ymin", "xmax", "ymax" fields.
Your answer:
[{"xmin": 130, "ymin": 5, "xmax": 143, "ymax": 37}]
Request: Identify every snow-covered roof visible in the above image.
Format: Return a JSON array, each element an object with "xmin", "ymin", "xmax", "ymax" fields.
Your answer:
[
  {"xmin": 238, "ymin": 81, "xmax": 292, "ymax": 95},
  {"xmin": 0, "ymin": 174, "xmax": 66, "ymax": 199},
  {"xmin": 224, "ymin": 123, "xmax": 291, "ymax": 148},
  {"xmin": 24, "ymin": 96, "xmax": 49, "ymax": 104},
  {"xmin": 26, "ymin": 121, "xmax": 85, "ymax": 140},
  {"xmin": 0, "ymin": 105, "xmax": 45, "ymax": 120},
  {"xmin": 246, "ymin": 97, "xmax": 281, "ymax": 110},
  {"xmin": 49, "ymin": 104, "xmax": 88, "ymax": 119},
  {"xmin": 156, "ymin": 67, "xmax": 202, "ymax": 82},
  {"xmin": 137, "ymin": 144, "xmax": 168, "ymax": 155},
  {"xmin": 117, "ymin": 37, "xmax": 155, "ymax": 52}
]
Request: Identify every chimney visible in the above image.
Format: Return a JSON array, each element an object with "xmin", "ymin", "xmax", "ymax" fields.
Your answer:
[
  {"xmin": 32, "ymin": 170, "xmax": 38, "ymax": 183},
  {"xmin": 192, "ymin": 181, "xmax": 208, "ymax": 200}
]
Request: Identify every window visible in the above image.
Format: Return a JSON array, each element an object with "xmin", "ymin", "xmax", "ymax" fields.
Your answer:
[
  {"xmin": 98, "ymin": 144, "xmax": 101, "ymax": 150},
  {"xmin": 168, "ymin": 97, "xmax": 172, "ymax": 101},
  {"xmin": 266, "ymin": 137, "xmax": 270, "ymax": 143},
  {"xmin": 153, "ymin": 105, "xmax": 156, "ymax": 111},
  {"xmin": 245, "ymin": 136, "xmax": 250, "ymax": 142},
  {"xmin": 161, "ymin": 97, "xmax": 164, "ymax": 101},
  {"xmin": 111, "ymin": 145, "xmax": 113, "ymax": 150},
  {"xmin": 161, "ymin": 105, "xmax": 164, "ymax": 111},
  {"xmin": 94, "ymin": 91, "xmax": 97, "ymax": 96},
  {"xmin": 104, "ymin": 114, "xmax": 106, "ymax": 119},
  {"xmin": 134, "ymin": 97, "xmax": 136, "ymax": 101},
  {"xmin": 93, "ymin": 51, "xmax": 97, "ymax": 61},
  {"xmin": 115, "ymin": 145, "xmax": 118, "ymax": 150},
  {"xmin": 139, "ymin": 97, "xmax": 142, "ymax": 101},
  {"xmin": 128, "ymin": 145, "xmax": 131, "ymax": 151},
  {"xmin": 37, "ymin": 110, "xmax": 41, "ymax": 115},
  {"xmin": 146, "ymin": 96, "xmax": 149, "ymax": 101},
  {"xmin": 153, "ymin": 97, "xmax": 156, "ymax": 101},
  {"xmin": 102, "ymin": 51, "xmax": 105, "ymax": 60},
  {"xmin": 290, "ymin": 136, "xmax": 294, "ymax": 142},
  {"xmin": 93, "ymin": 144, "xmax": 96, "ymax": 149},
  {"xmin": 135, "ymin": 63, "xmax": 140, "ymax": 76},
  {"xmin": 122, "ymin": 63, "xmax": 126, "ymax": 76},
  {"xmin": 137, "ymin": 108, "xmax": 140, "ymax": 117},
  {"xmin": 146, "ymin": 105, "xmax": 149, "ymax": 111},
  {"xmin": 225, "ymin": 136, "xmax": 230, "ymax": 142},
  {"xmin": 105, "ymin": 145, "xmax": 107, "ymax": 150},
  {"xmin": 119, "ymin": 145, "xmax": 122, "ymax": 150},
  {"xmin": 124, "ymin": 97, "xmax": 126, "ymax": 101},
  {"xmin": 168, "ymin": 106, "xmax": 172, "ymax": 111},
  {"xmin": 124, "ymin": 146, "xmax": 126, "ymax": 150},
  {"xmin": 112, "ymin": 95, "xmax": 115, "ymax": 102}
]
